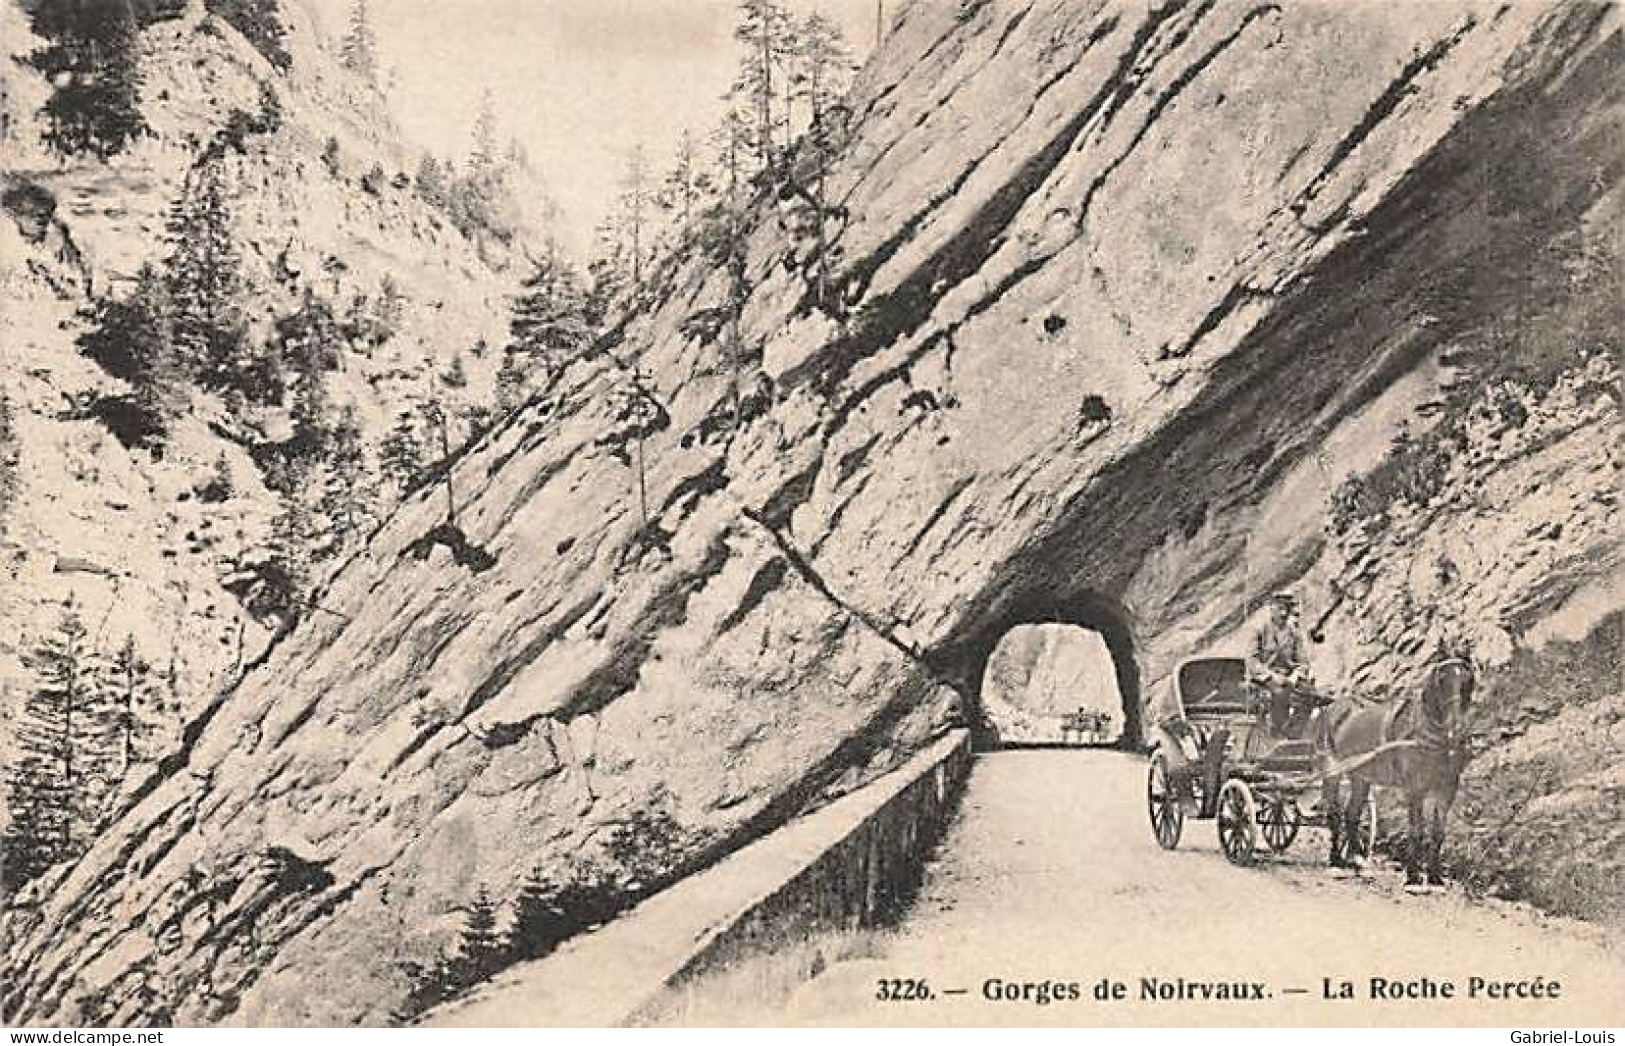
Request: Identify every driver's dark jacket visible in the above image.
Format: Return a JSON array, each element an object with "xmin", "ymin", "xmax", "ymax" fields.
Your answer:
[{"xmin": 1250, "ymin": 619, "xmax": 1305, "ymax": 683}]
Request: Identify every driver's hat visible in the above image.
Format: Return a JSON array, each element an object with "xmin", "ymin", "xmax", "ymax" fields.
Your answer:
[{"xmin": 1268, "ymin": 591, "xmax": 1298, "ymax": 610}]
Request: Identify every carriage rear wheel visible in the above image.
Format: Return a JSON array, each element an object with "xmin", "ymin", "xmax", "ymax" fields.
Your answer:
[
  {"xmin": 1260, "ymin": 795, "xmax": 1301, "ymax": 853},
  {"xmin": 1147, "ymin": 751, "xmax": 1184, "ymax": 850},
  {"xmin": 1217, "ymin": 779, "xmax": 1259, "ymax": 866}
]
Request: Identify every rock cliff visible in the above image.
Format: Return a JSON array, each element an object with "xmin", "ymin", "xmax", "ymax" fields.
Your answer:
[
  {"xmin": 1, "ymin": 0, "xmax": 542, "ymax": 791},
  {"xmin": 3, "ymin": 0, "xmax": 1619, "ymax": 1026}
]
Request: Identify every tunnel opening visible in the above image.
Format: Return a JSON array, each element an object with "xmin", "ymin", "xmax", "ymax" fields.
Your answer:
[
  {"xmin": 981, "ymin": 623, "xmax": 1125, "ymax": 748},
  {"xmin": 930, "ymin": 589, "xmax": 1144, "ymax": 753}
]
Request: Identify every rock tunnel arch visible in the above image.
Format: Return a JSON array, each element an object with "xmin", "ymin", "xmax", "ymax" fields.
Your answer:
[{"xmin": 929, "ymin": 589, "xmax": 1144, "ymax": 752}]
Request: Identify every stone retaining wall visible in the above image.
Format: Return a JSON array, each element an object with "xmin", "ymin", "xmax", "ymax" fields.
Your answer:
[{"xmin": 428, "ymin": 729, "xmax": 973, "ymax": 1027}]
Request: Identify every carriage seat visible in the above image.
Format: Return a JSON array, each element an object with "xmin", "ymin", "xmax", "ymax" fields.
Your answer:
[{"xmin": 1253, "ymin": 738, "xmax": 1320, "ymax": 773}]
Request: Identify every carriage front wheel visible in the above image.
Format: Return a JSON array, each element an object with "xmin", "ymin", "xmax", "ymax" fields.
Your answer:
[
  {"xmin": 1147, "ymin": 751, "xmax": 1184, "ymax": 850},
  {"xmin": 1217, "ymin": 779, "xmax": 1259, "ymax": 866},
  {"xmin": 1260, "ymin": 795, "xmax": 1301, "ymax": 853}
]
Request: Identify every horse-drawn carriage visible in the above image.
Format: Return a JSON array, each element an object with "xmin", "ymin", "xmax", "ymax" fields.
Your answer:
[{"xmin": 1144, "ymin": 657, "xmax": 1377, "ymax": 866}]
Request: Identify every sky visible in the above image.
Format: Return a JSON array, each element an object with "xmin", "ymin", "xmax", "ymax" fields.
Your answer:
[{"xmin": 369, "ymin": 0, "xmax": 882, "ymax": 252}]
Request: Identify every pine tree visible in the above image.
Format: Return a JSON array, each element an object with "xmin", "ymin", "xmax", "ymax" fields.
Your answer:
[
  {"xmin": 443, "ymin": 93, "xmax": 513, "ymax": 243},
  {"xmin": 258, "ymin": 493, "xmax": 314, "ymax": 625},
  {"xmin": 507, "ymin": 869, "xmax": 566, "ymax": 962},
  {"xmin": 274, "ymin": 291, "xmax": 343, "ymax": 468},
  {"xmin": 4, "ymin": 601, "xmax": 105, "ymax": 885},
  {"xmin": 369, "ymin": 275, "xmax": 404, "ymax": 346},
  {"xmin": 449, "ymin": 885, "xmax": 505, "ymax": 988},
  {"xmin": 506, "ymin": 864, "xmax": 619, "ymax": 963},
  {"xmin": 79, "ymin": 264, "xmax": 187, "ymax": 438},
  {"xmin": 316, "ymin": 406, "xmax": 375, "ymax": 552},
  {"xmin": 379, "ymin": 408, "xmax": 427, "ymax": 492},
  {"xmin": 469, "ymin": 90, "xmax": 499, "ymax": 178},
  {"xmin": 102, "ymin": 634, "xmax": 168, "ymax": 776},
  {"xmin": 205, "ymin": 0, "xmax": 291, "ymax": 70},
  {"xmin": 792, "ymin": 12, "xmax": 854, "ymax": 137},
  {"xmin": 790, "ymin": 12, "xmax": 853, "ymax": 313},
  {"xmin": 165, "ymin": 162, "xmax": 252, "ymax": 395},
  {"xmin": 662, "ymin": 129, "xmax": 704, "ymax": 247},
  {"xmin": 28, "ymin": 0, "xmax": 151, "ymax": 159},
  {"xmin": 584, "ymin": 217, "xmax": 627, "ymax": 327},
  {"xmin": 289, "ymin": 363, "xmax": 329, "ymax": 462},
  {"xmin": 494, "ymin": 348, "xmax": 530, "ymax": 415},
  {"xmin": 277, "ymin": 290, "xmax": 342, "ymax": 386},
  {"xmin": 460, "ymin": 403, "xmax": 493, "ymax": 441},
  {"xmin": 732, "ymin": 0, "xmax": 793, "ymax": 171},
  {"xmin": 617, "ymin": 145, "xmax": 652, "ymax": 291},
  {"xmin": 507, "ymin": 244, "xmax": 592, "ymax": 380},
  {"xmin": 709, "ymin": 106, "xmax": 754, "ymax": 426},
  {"xmin": 199, "ymin": 449, "xmax": 235, "ymax": 502},
  {"xmin": 339, "ymin": 0, "xmax": 378, "ymax": 81}
]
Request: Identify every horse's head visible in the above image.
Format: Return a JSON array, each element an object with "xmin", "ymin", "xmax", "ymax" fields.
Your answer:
[{"xmin": 1419, "ymin": 658, "xmax": 1476, "ymax": 751}]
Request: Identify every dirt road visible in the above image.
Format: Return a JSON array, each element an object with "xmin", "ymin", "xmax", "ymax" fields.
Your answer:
[{"xmin": 776, "ymin": 750, "xmax": 1624, "ymax": 1026}]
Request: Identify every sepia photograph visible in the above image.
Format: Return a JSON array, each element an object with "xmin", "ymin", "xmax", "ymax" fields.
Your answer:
[{"xmin": 0, "ymin": 0, "xmax": 1620, "ymax": 1032}]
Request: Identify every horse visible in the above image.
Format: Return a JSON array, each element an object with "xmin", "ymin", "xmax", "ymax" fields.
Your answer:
[{"xmin": 1317, "ymin": 658, "xmax": 1477, "ymax": 887}]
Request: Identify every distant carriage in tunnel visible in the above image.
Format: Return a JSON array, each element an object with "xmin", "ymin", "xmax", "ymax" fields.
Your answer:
[
  {"xmin": 1144, "ymin": 657, "xmax": 1375, "ymax": 866},
  {"xmin": 1058, "ymin": 707, "xmax": 1113, "ymax": 745}
]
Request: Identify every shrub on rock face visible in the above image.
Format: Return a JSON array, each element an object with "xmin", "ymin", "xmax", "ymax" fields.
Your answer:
[
  {"xmin": 360, "ymin": 162, "xmax": 387, "ymax": 197},
  {"xmin": 197, "ymin": 451, "xmax": 235, "ymax": 503}
]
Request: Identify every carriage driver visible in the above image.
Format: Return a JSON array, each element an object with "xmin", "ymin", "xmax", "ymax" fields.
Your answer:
[{"xmin": 1249, "ymin": 591, "xmax": 1317, "ymax": 738}]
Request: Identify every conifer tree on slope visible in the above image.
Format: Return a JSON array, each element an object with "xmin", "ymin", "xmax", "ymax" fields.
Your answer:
[
  {"xmin": 277, "ymin": 289, "xmax": 343, "ymax": 435},
  {"xmin": 380, "ymin": 408, "xmax": 428, "ymax": 492},
  {"xmin": 618, "ymin": 144, "xmax": 652, "ymax": 290},
  {"xmin": 28, "ymin": 0, "xmax": 151, "ymax": 159},
  {"xmin": 507, "ymin": 244, "xmax": 592, "ymax": 387},
  {"xmin": 316, "ymin": 406, "xmax": 376, "ymax": 553},
  {"xmin": 165, "ymin": 163, "xmax": 254, "ymax": 397},
  {"xmin": 662, "ymin": 129, "xmax": 706, "ymax": 248},
  {"xmin": 708, "ymin": 105, "xmax": 754, "ymax": 425},
  {"xmin": 4, "ymin": 601, "xmax": 107, "ymax": 886},
  {"xmin": 258, "ymin": 492, "xmax": 316, "ymax": 627},
  {"xmin": 789, "ymin": 11, "xmax": 855, "ymax": 312},
  {"xmin": 102, "ymin": 633, "xmax": 171, "ymax": 777},
  {"xmin": 78, "ymin": 263, "xmax": 187, "ymax": 441},
  {"xmin": 339, "ymin": 0, "xmax": 378, "ymax": 81},
  {"xmin": 450, "ymin": 885, "xmax": 505, "ymax": 988},
  {"xmin": 793, "ymin": 12, "xmax": 855, "ymax": 137},
  {"xmin": 205, "ymin": 0, "xmax": 292, "ymax": 71},
  {"xmin": 584, "ymin": 216, "xmax": 628, "ymax": 329},
  {"xmin": 732, "ymin": 0, "xmax": 794, "ymax": 171}
]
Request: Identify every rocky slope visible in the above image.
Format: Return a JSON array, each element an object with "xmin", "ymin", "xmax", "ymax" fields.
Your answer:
[
  {"xmin": 0, "ymin": 0, "xmax": 542, "ymax": 794},
  {"xmin": 3, "ymin": 0, "xmax": 1620, "ymax": 1026}
]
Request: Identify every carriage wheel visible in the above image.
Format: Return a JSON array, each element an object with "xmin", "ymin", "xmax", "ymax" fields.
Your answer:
[
  {"xmin": 1217, "ymin": 779, "xmax": 1259, "ymax": 866},
  {"xmin": 1147, "ymin": 751, "xmax": 1184, "ymax": 850},
  {"xmin": 1260, "ymin": 795, "xmax": 1302, "ymax": 853}
]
